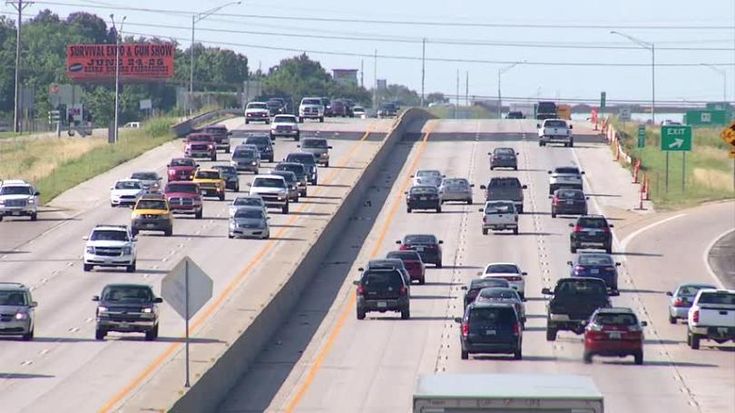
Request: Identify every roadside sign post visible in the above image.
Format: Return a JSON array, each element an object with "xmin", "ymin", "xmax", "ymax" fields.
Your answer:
[
  {"xmin": 719, "ymin": 121, "xmax": 735, "ymax": 191},
  {"xmin": 162, "ymin": 256, "xmax": 213, "ymax": 388},
  {"xmin": 660, "ymin": 125, "xmax": 693, "ymax": 193},
  {"xmin": 637, "ymin": 125, "xmax": 646, "ymax": 148}
]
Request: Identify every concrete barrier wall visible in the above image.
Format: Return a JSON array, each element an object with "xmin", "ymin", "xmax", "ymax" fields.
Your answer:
[
  {"xmin": 171, "ymin": 108, "xmax": 244, "ymax": 137},
  {"xmin": 169, "ymin": 108, "xmax": 435, "ymax": 413}
]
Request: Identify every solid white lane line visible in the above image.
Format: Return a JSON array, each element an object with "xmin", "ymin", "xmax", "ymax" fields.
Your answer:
[
  {"xmin": 619, "ymin": 213, "xmax": 687, "ymax": 252},
  {"xmin": 702, "ymin": 227, "xmax": 734, "ymax": 288}
]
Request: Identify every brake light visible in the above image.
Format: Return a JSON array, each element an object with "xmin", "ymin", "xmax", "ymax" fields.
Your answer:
[
  {"xmin": 575, "ymin": 265, "xmax": 585, "ymax": 272},
  {"xmin": 512, "ymin": 322, "xmax": 521, "ymax": 336},
  {"xmin": 692, "ymin": 309, "xmax": 699, "ymax": 323},
  {"xmin": 673, "ymin": 297, "xmax": 686, "ymax": 307},
  {"xmin": 573, "ymin": 225, "xmax": 583, "ymax": 233},
  {"xmin": 399, "ymin": 285, "xmax": 408, "ymax": 296},
  {"xmin": 503, "ymin": 276, "xmax": 522, "ymax": 282},
  {"xmin": 356, "ymin": 285, "xmax": 365, "ymax": 295},
  {"xmin": 602, "ymin": 227, "xmax": 611, "ymax": 233},
  {"xmin": 461, "ymin": 322, "xmax": 469, "ymax": 337},
  {"xmin": 552, "ymin": 196, "xmax": 559, "ymax": 206}
]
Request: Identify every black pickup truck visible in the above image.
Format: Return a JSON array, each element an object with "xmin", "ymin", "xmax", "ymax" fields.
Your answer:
[
  {"xmin": 543, "ymin": 278, "xmax": 611, "ymax": 341},
  {"xmin": 479, "ymin": 177, "xmax": 527, "ymax": 213},
  {"xmin": 93, "ymin": 283, "xmax": 162, "ymax": 341}
]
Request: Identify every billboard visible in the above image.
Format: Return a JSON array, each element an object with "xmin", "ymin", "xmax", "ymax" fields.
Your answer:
[{"xmin": 66, "ymin": 43, "xmax": 175, "ymax": 81}]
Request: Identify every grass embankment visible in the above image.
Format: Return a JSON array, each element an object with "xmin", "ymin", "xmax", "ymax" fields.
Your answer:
[
  {"xmin": 611, "ymin": 119, "xmax": 734, "ymax": 209},
  {"xmin": 427, "ymin": 105, "xmax": 497, "ymax": 119},
  {"xmin": 0, "ymin": 117, "xmax": 177, "ymax": 204}
]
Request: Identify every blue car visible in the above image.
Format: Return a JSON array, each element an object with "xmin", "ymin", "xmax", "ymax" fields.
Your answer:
[{"xmin": 568, "ymin": 252, "xmax": 620, "ymax": 295}]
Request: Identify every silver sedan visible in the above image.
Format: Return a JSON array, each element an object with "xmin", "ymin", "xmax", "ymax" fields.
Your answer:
[
  {"xmin": 666, "ymin": 283, "xmax": 716, "ymax": 324},
  {"xmin": 439, "ymin": 178, "xmax": 473, "ymax": 204},
  {"xmin": 228, "ymin": 206, "xmax": 270, "ymax": 239}
]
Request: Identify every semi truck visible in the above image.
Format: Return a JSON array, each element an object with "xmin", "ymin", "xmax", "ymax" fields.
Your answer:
[{"xmin": 413, "ymin": 373, "xmax": 604, "ymax": 413}]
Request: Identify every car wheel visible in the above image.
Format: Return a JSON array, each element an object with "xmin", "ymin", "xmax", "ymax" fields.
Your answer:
[
  {"xmin": 325, "ymin": 162, "xmax": 330, "ymax": 167},
  {"xmin": 407, "ymin": 207, "xmax": 412, "ymax": 213},
  {"xmin": 514, "ymin": 166, "xmax": 518, "ymax": 171},
  {"xmin": 546, "ymin": 326, "xmax": 557, "ymax": 341},
  {"xmin": 482, "ymin": 228, "xmax": 488, "ymax": 235},
  {"xmin": 126, "ymin": 261, "xmax": 136, "ymax": 273},
  {"xmin": 490, "ymin": 166, "xmax": 494, "ymax": 171},
  {"xmin": 282, "ymin": 203, "xmax": 289, "ymax": 214},
  {"xmin": 605, "ymin": 246, "xmax": 612, "ymax": 254},
  {"xmin": 570, "ymin": 245, "xmax": 577, "ymax": 253},
  {"xmin": 569, "ymin": 140, "xmax": 574, "ymax": 147},
  {"xmin": 164, "ymin": 228, "xmax": 172, "ymax": 237},
  {"xmin": 401, "ymin": 308, "xmax": 410, "ymax": 320},
  {"xmin": 517, "ymin": 206, "xmax": 523, "ymax": 214},
  {"xmin": 211, "ymin": 155, "xmax": 217, "ymax": 162},
  {"xmin": 245, "ymin": 120, "xmax": 249, "ymax": 124},
  {"xmin": 436, "ymin": 206, "xmax": 441, "ymax": 213},
  {"xmin": 689, "ymin": 332, "xmax": 700, "ymax": 350},
  {"xmin": 436, "ymin": 261, "xmax": 442, "ymax": 268},
  {"xmin": 461, "ymin": 349, "xmax": 469, "ymax": 360},
  {"xmin": 30, "ymin": 213, "xmax": 37, "ymax": 221},
  {"xmin": 668, "ymin": 315, "xmax": 677, "ymax": 324},
  {"xmin": 514, "ymin": 348, "xmax": 522, "ymax": 360},
  {"xmin": 293, "ymin": 196, "xmax": 299, "ymax": 203},
  {"xmin": 95, "ymin": 328, "xmax": 106, "ymax": 340},
  {"xmin": 262, "ymin": 231, "xmax": 270, "ymax": 240},
  {"xmin": 228, "ymin": 233, "xmax": 234, "ymax": 239},
  {"xmin": 319, "ymin": 116, "xmax": 324, "ymax": 123},
  {"xmin": 419, "ymin": 277, "xmax": 425, "ymax": 285},
  {"xmin": 634, "ymin": 351, "xmax": 643, "ymax": 365},
  {"xmin": 21, "ymin": 328, "xmax": 34, "ymax": 341},
  {"xmin": 583, "ymin": 351, "xmax": 593, "ymax": 364},
  {"xmin": 83, "ymin": 263, "xmax": 93, "ymax": 272},
  {"xmin": 225, "ymin": 147, "xmax": 230, "ymax": 154},
  {"xmin": 356, "ymin": 308, "xmax": 366, "ymax": 320},
  {"xmin": 195, "ymin": 210, "xmax": 203, "ymax": 219},
  {"xmin": 131, "ymin": 228, "xmax": 138, "ymax": 237},
  {"xmin": 145, "ymin": 324, "xmax": 159, "ymax": 341},
  {"xmin": 466, "ymin": 199, "xmax": 472, "ymax": 205},
  {"xmin": 0, "ymin": 215, "xmax": 3, "ymax": 222},
  {"xmin": 539, "ymin": 141, "xmax": 544, "ymax": 147},
  {"xmin": 551, "ymin": 212, "xmax": 557, "ymax": 218},
  {"xmin": 513, "ymin": 228, "xmax": 519, "ymax": 235},
  {"xmin": 219, "ymin": 193, "xmax": 225, "ymax": 201}
]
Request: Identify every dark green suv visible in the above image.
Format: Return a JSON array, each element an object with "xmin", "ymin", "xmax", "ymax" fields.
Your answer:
[{"xmin": 354, "ymin": 269, "xmax": 410, "ymax": 320}]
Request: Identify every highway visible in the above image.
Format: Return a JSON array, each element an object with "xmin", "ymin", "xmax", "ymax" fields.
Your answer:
[
  {"xmin": 0, "ymin": 117, "xmax": 392, "ymax": 412},
  {"xmin": 219, "ymin": 119, "xmax": 735, "ymax": 413}
]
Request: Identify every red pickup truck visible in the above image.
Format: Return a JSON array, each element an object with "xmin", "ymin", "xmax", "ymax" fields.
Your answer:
[
  {"xmin": 167, "ymin": 157, "xmax": 198, "ymax": 181},
  {"xmin": 164, "ymin": 181, "xmax": 203, "ymax": 219}
]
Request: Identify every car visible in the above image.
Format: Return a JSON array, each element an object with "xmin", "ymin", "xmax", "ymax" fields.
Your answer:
[
  {"xmin": 164, "ymin": 181, "xmax": 204, "ymax": 219},
  {"xmin": 506, "ymin": 111, "xmax": 525, "ymax": 119},
  {"xmin": 0, "ymin": 282, "xmax": 37, "ymax": 340},
  {"xmin": 229, "ymin": 206, "xmax": 270, "ymax": 239},
  {"xmin": 229, "ymin": 195, "xmax": 267, "ymax": 217},
  {"xmin": 354, "ymin": 268, "xmax": 411, "ymax": 320},
  {"xmin": 479, "ymin": 263, "xmax": 527, "ymax": 299},
  {"xmin": 130, "ymin": 194, "xmax": 173, "ymax": 237},
  {"xmin": 583, "ymin": 307, "xmax": 647, "ymax": 365},
  {"xmin": 396, "ymin": 234, "xmax": 443, "ymax": 268},
  {"xmin": 489, "ymin": 148, "xmax": 518, "ymax": 170},
  {"xmin": 0, "ymin": 180, "xmax": 40, "ymax": 221},
  {"xmin": 248, "ymin": 174, "xmax": 290, "ymax": 214},
  {"xmin": 550, "ymin": 188, "xmax": 588, "ymax": 218},
  {"xmin": 475, "ymin": 287, "xmax": 526, "ymax": 328},
  {"xmin": 243, "ymin": 135, "xmax": 275, "ymax": 163},
  {"xmin": 185, "ymin": 133, "xmax": 217, "ymax": 161},
  {"xmin": 330, "ymin": 99, "xmax": 348, "ymax": 117},
  {"xmin": 479, "ymin": 177, "xmax": 526, "ymax": 214},
  {"xmin": 548, "ymin": 166, "xmax": 584, "ymax": 194},
  {"xmin": 238, "ymin": 143, "xmax": 262, "ymax": 162},
  {"xmin": 284, "ymin": 152, "xmax": 319, "ymax": 185},
  {"xmin": 686, "ymin": 289, "xmax": 735, "ymax": 350},
  {"xmin": 543, "ymin": 277, "xmax": 611, "ymax": 341},
  {"xmin": 352, "ymin": 105, "xmax": 367, "ymax": 119},
  {"xmin": 269, "ymin": 114, "xmax": 300, "ymax": 141},
  {"xmin": 377, "ymin": 102, "xmax": 398, "ymax": 118},
  {"xmin": 230, "ymin": 145, "xmax": 261, "ymax": 174},
  {"xmin": 130, "ymin": 171, "xmax": 162, "ymax": 193},
  {"xmin": 166, "ymin": 157, "xmax": 198, "ymax": 181},
  {"xmin": 480, "ymin": 201, "xmax": 519, "ymax": 235},
  {"xmin": 299, "ymin": 97, "xmax": 325, "ymax": 123},
  {"xmin": 438, "ymin": 178, "xmax": 473, "ymax": 205},
  {"xmin": 245, "ymin": 101, "xmax": 271, "ymax": 124},
  {"xmin": 274, "ymin": 162, "xmax": 308, "ymax": 196},
  {"xmin": 385, "ymin": 250, "xmax": 426, "ymax": 285},
  {"xmin": 192, "ymin": 168, "xmax": 226, "ymax": 201},
  {"xmin": 270, "ymin": 170, "xmax": 300, "ymax": 202},
  {"xmin": 123, "ymin": 121, "xmax": 141, "ymax": 128},
  {"xmin": 199, "ymin": 125, "xmax": 230, "ymax": 153},
  {"xmin": 569, "ymin": 215, "xmax": 614, "ymax": 253},
  {"xmin": 321, "ymin": 97, "xmax": 333, "ymax": 117},
  {"xmin": 455, "ymin": 302, "xmax": 523, "ymax": 360},
  {"xmin": 358, "ymin": 259, "xmax": 411, "ymax": 289},
  {"xmin": 538, "ymin": 118, "xmax": 574, "ymax": 147},
  {"xmin": 412, "ymin": 169, "xmax": 444, "ymax": 188},
  {"xmin": 93, "ymin": 284, "xmax": 162, "ymax": 341},
  {"xmin": 266, "ymin": 100, "xmax": 283, "ymax": 117},
  {"xmin": 666, "ymin": 283, "xmax": 717, "ymax": 324},
  {"xmin": 83, "ymin": 224, "xmax": 137, "ymax": 272},
  {"xmin": 109, "ymin": 179, "xmax": 144, "ymax": 207},
  {"xmin": 298, "ymin": 138, "xmax": 332, "ymax": 167},
  {"xmin": 536, "ymin": 101, "xmax": 557, "ymax": 120},
  {"xmin": 212, "ymin": 165, "xmax": 240, "ymax": 192},
  {"xmin": 568, "ymin": 253, "xmax": 620, "ymax": 295},
  {"xmin": 461, "ymin": 278, "xmax": 511, "ymax": 309},
  {"xmin": 405, "ymin": 185, "xmax": 441, "ymax": 213}
]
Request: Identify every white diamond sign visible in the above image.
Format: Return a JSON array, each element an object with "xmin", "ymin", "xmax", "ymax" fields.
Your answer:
[{"xmin": 161, "ymin": 256, "xmax": 213, "ymax": 320}]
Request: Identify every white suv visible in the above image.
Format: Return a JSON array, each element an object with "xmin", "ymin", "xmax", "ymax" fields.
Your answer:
[
  {"xmin": 83, "ymin": 225, "xmax": 137, "ymax": 272},
  {"xmin": 249, "ymin": 175, "xmax": 290, "ymax": 214},
  {"xmin": 299, "ymin": 97, "xmax": 325, "ymax": 123},
  {"xmin": 0, "ymin": 180, "xmax": 40, "ymax": 221},
  {"xmin": 270, "ymin": 114, "xmax": 300, "ymax": 141}
]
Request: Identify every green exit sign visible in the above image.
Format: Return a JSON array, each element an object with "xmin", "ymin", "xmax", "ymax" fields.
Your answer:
[{"xmin": 660, "ymin": 125, "xmax": 692, "ymax": 151}]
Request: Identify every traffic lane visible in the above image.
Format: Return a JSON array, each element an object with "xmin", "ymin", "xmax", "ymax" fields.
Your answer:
[
  {"xmin": 238, "ymin": 117, "xmax": 394, "ymax": 134},
  {"xmin": 708, "ymin": 226, "xmax": 735, "ymax": 289},
  {"xmin": 0, "ymin": 136, "xmax": 366, "ymax": 412}
]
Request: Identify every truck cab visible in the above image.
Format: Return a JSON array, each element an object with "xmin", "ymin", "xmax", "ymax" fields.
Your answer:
[{"xmin": 687, "ymin": 289, "xmax": 735, "ymax": 349}]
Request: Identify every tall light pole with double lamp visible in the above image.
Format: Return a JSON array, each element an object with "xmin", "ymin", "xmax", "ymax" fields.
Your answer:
[
  {"xmin": 110, "ymin": 14, "xmax": 126, "ymax": 144},
  {"xmin": 497, "ymin": 61, "xmax": 524, "ymax": 119},
  {"xmin": 189, "ymin": 1, "xmax": 241, "ymax": 116},
  {"xmin": 611, "ymin": 31, "xmax": 655, "ymax": 124},
  {"xmin": 700, "ymin": 63, "xmax": 728, "ymax": 102}
]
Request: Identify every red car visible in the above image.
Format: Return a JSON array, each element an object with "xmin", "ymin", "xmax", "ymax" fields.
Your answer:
[
  {"xmin": 185, "ymin": 134, "xmax": 217, "ymax": 161},
  {"xmin": 164, "ymin": 181, "xmax": 203, "ymax": 219},
  {"xmin": 395, "ymin": 234, "xmax": 443, "ymax": 268},
  {"xmin": 583, "ymin": 307, "xmax": 646, "ymax": 365},
  {"xmin": 386, "ymin": 250, "xmax": 426, "ymax": 284},
  {"xmin": 167, "ymin": 158, "xmax": 198, "ymax": 181}
]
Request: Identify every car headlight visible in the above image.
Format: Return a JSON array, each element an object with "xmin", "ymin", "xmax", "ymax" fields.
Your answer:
[
  {"xmin": 97, "ymin": 306, "xmax": 108, "ymax": 314},
  {"xmin": 28, "ymin": 199, "xmax": 35, "ymax": 204},
  {"xmin": 142, "ymin": 307, "xmax": 154, "ymax": 314},
  {"xmin": 15, "ymin": 312, "xmax": 29, "ymax": 320},
  {"xmin": 277, "ymin": 195, "xmax": 285, "ymax": 200},
  {"xmin": 0, "ymin": 200, "xmax": 5, "ymax": 205},
  {"xmin": 251, "ymin": 161, "xmax": 257, "ymax": 165},
  {"xmin": 86, "ymin": 246, "xmax": 95, "ymax": 254},
  {"xmin": 122, "ymin": 246, "xmax": 132, "ymax": 255}
]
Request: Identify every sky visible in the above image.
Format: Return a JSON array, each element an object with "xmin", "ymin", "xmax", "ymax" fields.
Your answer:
[{"xmin": 3, "ymin": 0, "xmax": 734, "ymax": 105}]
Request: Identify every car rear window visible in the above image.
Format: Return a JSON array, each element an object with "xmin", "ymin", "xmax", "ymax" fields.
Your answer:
[
  {"xmin": 404, "ymin": 235, "xmax": 437, "ymax": 244},
  {"xmin": 578, "ymin": 217, "xmax": 607, "ymax": 228},
  {"xmin": 386, "ymin": 251, "xmax": 422, "ymax": 261},
  {"xmin": 558, "ymin": 190, "xmax": 584, "ymax": 199},
  {"xmin": 214, "ymin": 166, "xmax": 236, "ymax": 174},
  {"xmin": 416, "ymin": 170, "xmax": 441, "ymax": 177},
  {"xmin": 102, "ymin": 286, "xmax": 153, "ymax": 303},
  {"xmin": 479, "ymin": 288, "xmax": 519, "ymax": 300},
  {"xmin": 234, "ymin": 150, "xmax": 255, "ymax": 158},
  {"xmin": 545, "ymin": 120, "xmax": 567, "ymax": 127},
  {"xmin": 272, "ymin": 172, "xmax": 296, "ymax": 183},
  {"xmin": 410, "ymin": 186, "xmax": 438, "ymax": 194},
  {"xmin": 594, "ymin": 313, "xmax": 638, "ymax": 326},
  {"xmin": 556, "ymin": 280, "xmax": 607, "ymax": 295},
  {"xmin": 468, "ymin": 307, "xmax": 515, "ymax": 326},
  {"xmin": 698, "ymin": 292, "xmax": 735, "ymax": 305},
  {"xmin": 494, "ymin": 148, "xmax": 515, "ymax": 155},
  {"xmin": 302, "ymin": 139, "xmax": 327, "ymax": 148},
  {"xmin": 485, "ymin": 203, "xmax": 514, "ymax": 214},
  {"xmin": 488, "ymin": 178, "xmax": 520, "ymax": 188},
  {"xmin": 485, "ymin": 264, "xmax": 520, "ymax": 274},
  {"xmin": 470, "ymin": 279, "xmax": 510, "ymax": 290},
  {"xmin": 677, "ymin": 285, "xmax": 715, "ymax": 297},
  {"xmin": 245, "ymin": 136, "xmax": 269, "ymax": 145},
  {"xmin": 276, "ymin": 163, "xmax": 305, "ymax": 176},
  {"xmin": 166, "ymin": 183, "xmax": 197, "ymax": 193},
  {"xmin": 362, "ymin": 270, "xmax": 402, "ymax": 288},
  {"xmin": 287, "ymin": 154, "xmax": 316, "ymax": 164},
  {"xmin": 578, "ymin": 254, "xmax": 613, "ymax": 266},
  {"xmin": 555, "ymin": 167, "xmax": 581, "ymax": 175}
]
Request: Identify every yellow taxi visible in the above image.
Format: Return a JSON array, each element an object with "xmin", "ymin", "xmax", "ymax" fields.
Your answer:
[
  {"xmin": 193, "ymin": 168, "xmax": 226, "ymax": 201},
  {"xmin": 130, "ymin": 193, "xmax": 173, "ymax": 236}
]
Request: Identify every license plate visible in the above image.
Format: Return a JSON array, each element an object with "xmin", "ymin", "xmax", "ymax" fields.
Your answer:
[
  {"xmin": 589, "ymin": 230, "xmax": 600, "ymax": 236},
  {"xmin": 11, "ymin": 211, "xmax": 20, "ymax": 216},
  {"xmin": 591, "ymin": 269, "xmax": 599, "ymax": 274},
  {"xmin": 718, "ymin": 327, "xmax": 730, "ymax": 334},
  {"xmin": 145, "ymin": 223, "xmax": 156, "ymax": 228},
  {"xmin": 566, "ymin": 200, "xmax": 574, "ymax": 205},
  {"xmin": 119, "ymin": 323, "xmax": 129, "ymax": 328},
  {"xmin": 377, "ymin": 301, "xmax": 387, "ymax": 308},
  {"xmin": 420, "ymin": 197, "xmax": 428, "ymax": 200},
  {"xmin": 485, "ymin": 330, "xmax": 496, "ymax": 335},
  {"xmin": 608, "ymin": 331, "xmax": 621, "ymax": 339},
  {"xmin": 104, "ymin": 259, "xmax": 112, "ymax": 264},
  {"xmin": 415, "ymin": 246, "xmax": 425, "ymax": 252}
]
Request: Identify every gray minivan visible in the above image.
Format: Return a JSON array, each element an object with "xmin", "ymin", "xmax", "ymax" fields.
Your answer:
[
  {"xmin": 230, "ymin": 145, "xmax": 260, "ymax": 173},
  {"xmin": 298, "ymin": 138, "xmax": 332, "ymax": 167}
]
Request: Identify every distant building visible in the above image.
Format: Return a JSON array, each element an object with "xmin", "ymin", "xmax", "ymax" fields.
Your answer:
[
  {"xmin": 332, "ymin": 69, "xmax": 358, "ymax": 86},
  {"xmin": 376, "ymin": 79, "xmax": 387, "ymax": 90}
]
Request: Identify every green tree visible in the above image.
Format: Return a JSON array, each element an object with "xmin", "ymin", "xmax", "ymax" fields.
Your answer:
[{"xmin": 262, "ymin": 53, "xmax": 331, "ymax": 103}]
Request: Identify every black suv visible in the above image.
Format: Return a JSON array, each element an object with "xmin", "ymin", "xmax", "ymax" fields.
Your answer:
[
  {"xmin": 244, "ymin": 134, "xmax": 275, "ymax": 163},
  {"xmin": 455, "ymin": 302, "xmax": 523, "ymax": 360},
  {"xmin": 274, "ymin": 162, "xmax": 308, "ymax": 197},
  {"xmin": 285, "ymin": 152, "xmax": 318, "ymax": 185},
  {"xmin": 354, "ymin": 268, "xmax": 410, "ymax": 320},
  {"xmin": 543, "ymin": 277, "xmax": 611, "ymax": 341},
  {"xmin": 489, "ymin": 147, "xmax": 518, "ymax": 170},
  {"xmin": 570, "ymin": 215, "xmax": 614, "ymax": 253},
  {"xmin": 93, "ymin": 284, "xmax": 163, "ymax": 341},
  {"xmin": 479, "ymin": 177, "xmax": 526, "ymax": 214},
  {"xmin": 550, "ymin": 188, "xmax": 588, "ymax": 218},
  {"xmin": 406, "ymin": 185, "xmax": 441, "ymax": 213}
]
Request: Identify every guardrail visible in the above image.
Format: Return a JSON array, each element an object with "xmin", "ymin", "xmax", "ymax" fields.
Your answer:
[{"xmin": 170, "ymin": 108, "xmax": 244, "ymax": 137}]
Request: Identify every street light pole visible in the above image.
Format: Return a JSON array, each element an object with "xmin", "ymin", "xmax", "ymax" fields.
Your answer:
[
  {"xmin": 701, "ymin": 63, "xmax": 728, "ymax": 102},
  {"xmin": 8, "ymin": 0, "xmax": 31, "ymax": 133},
  {"xmin": 189, "ymin": 1, "xmax": 242, "ymax": 117},
  {"xmin": 611, "ymin": 31, "xmax": 655, "ymax": 124},
  {"xmin": 111, "ymin": 14, "xmax": 126, "ymax": 144},
  {"xmin": 420, "ymin": 38, "xmax": 426, "ymax": 107},
  {"xmin": 497, "ymin": 61, "xmax": 524, "ymax": 119}
]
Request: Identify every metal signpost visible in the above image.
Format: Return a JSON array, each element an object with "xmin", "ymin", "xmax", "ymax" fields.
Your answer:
[
  {"xmin": 660, "ymin": 125, "xmax": 692, "ymax": 193},
  {"xmin": 161, "ymin": 256, "xmax": 213, "ymax": 388},
  {"xmin": 637, "ymin": 125, "xmax": 646, "ymax": 148}
]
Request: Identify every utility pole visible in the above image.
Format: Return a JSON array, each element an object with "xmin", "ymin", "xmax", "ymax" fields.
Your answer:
[
  {"xmin": 8, "ymin": 0, "xmax": 31, "ymax": 133},
  {"xmin": 110, "ymin": 14, "xmax": 126, "ymax": 144},
  {"xmin": 360, "ymin": 59, "xmax": 364, "ymax": 88},
  {"xmin": 455, "ymin": 69, "xmax": 459, "ymax": 119},
  {"xmin": 420, "ymin": 38, "xmax": 426, "ymax": 107},
  {"xmin": 465, "ymin": 71, "xmax": 469, "ymax": 106},
  {"xmin": 610, "ymin": 31, "xmax": 655, "ymax": 124},
  {"xmin": 373, "ymin": 49, "xmax": 377, "ymax": 110}
]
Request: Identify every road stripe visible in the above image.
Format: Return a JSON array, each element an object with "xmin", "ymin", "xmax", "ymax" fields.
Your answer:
[
  {"xmin": 702, "ymin": 227, "xmax": 734, "ymax": 289},
  {"xmin": 283, "ymin": 124, "xmax": 434, "ymax": 413},
  {"xmin": 98, "ymin": 127, "xmax": 374, "ymax": 413}
]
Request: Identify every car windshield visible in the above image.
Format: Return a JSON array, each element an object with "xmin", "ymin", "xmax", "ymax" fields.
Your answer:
[
  {"xmin": 494, "ymin": 148, "xmax": 515, "ymax": 155},
  {"xmin": 488, "ymin": 178, "xmax": 520, "ymax": 188},
  {"xmin": 416, "ymin": 170, "xmax": 441, "ymax": 178},
  {"xmin": 287, "ymin": 154, "xmax": 316, "ymax": 164},
  {"xmin": 170, "ymin": 158, "xmax": 194, "ymax": 167},
  {"xmin": 468, "ymin": 307, "xmax": 515, "ymax": 326},
  {"xmin": 555, "ymin": 167, "xmax": 581, "ymax": 175},
  {"xmin": 545, "ymin": 120, "xmax": 567, "ymax": 127},
  {"xmin": 91, "ymin": 230, "xmax": 129, "ymax": 241},
  {"xmin": 479, "ymin": 288, "xmax": 519, "ymax": 300},
  {"xmin": 136, "ymin": 200, "xmax": 166, "ymax": 210},
  {"xmin": 556, "ymin": 280, "xmax": 607, "ymax": 295},
  {"xmin": 594, "ymin": 313, "xmax": 638, "ymax": 326},
  {"xmin": 274, "ymin": 115, "xmax": 297, "ymax": 123},
  {"xmin": 245, "ymin": 136, "xmax": 270, "ymax": 145},
  {"xmin": 196, "ymin": 171, "xmax": 220, "ymax": 180},
  {"xmin": 578, "ymin": 254, "xmax": 614, "ymax": 266},
  {"xmin": 234, "ymin": 150, "xmax": 256, "ymax": 158},
  {"xmin": 404, "ymin": 234, "xmax": 436, "ymax": 244},
  {"xmin": 166, "ymin": 183, "xmax": 197, "ymax": 193},
  {"xmin": 485, "ymin": 203, "xmax": 514, "ymax": 214},
  {"xmin": 276, "ymin": 164, "xmax": 305, "ymax": 176},
  {"xmin": 578, "ymin": 217, "xmax": 607, "ymax": 228},
  {"xmin": 131, "ymin": 172, "xmax": 157, "ymax": 181},
  {"xmin": 188, "ymin": 134, "xmax": 212, "ymax": 142},
  {"xmin": 248, "ymin": 103, "xmax": 267, "ymax": 109},
  {"xmin": 115, "ymin": 181, "xmax": 141, "ymax": 190},
  {"xmin": 302, "ymin": 139, "xmax": 327, "ymax": 148},
  {"xmin": 485, "ymin": 264, "xmax": 520, "ymax": 274},
  {"xmin": 362, "ymin": 270, "xmax": 402, "ymax": 288},
  {"xmin": 677, "ymin": 285, "xmax": 715, "ymax": 297},
  {"xmin": 471, "ymin": 279, "xmax": 510, "ymax": 289},
  {"xmin": 558, "ymin": 190, "xmax": 584, "ymax": 199},
  {"xmin": 386, "ymin": 251, "xmax": 422, "ymax": 261},
  {"xmin": 410, "ymin": 186, "xmax": 437, "ymax": 194},
  {"xmin": 442, "ymin": 179, "xmax": 468, "ymax": 187},
  {"xmin": 698, "ymin": 292, "xmax": 735, "ymax": 305},
  {"xmin": 302, "ymin": 99, "xmax": 321, "ymax": 105},
  {"xmin": 272, "ymin": 172, "xmax": 296, "ymax": 183},
  {"xmin": 233, "ymin": 197, "xmax": 263, "ymax": 207},
  {"xmin": 0, "ymin": 185, "xmax": 32, "ymax": 195},
  {"xmin": 0, "ymin": 290, "xmax": 28, "ymax": 306},
  {"xmin": 253, "ymin": 178, "xmax": 285, "ymax": 188},
  {"xmin": 102, "ymin": 286, "xmax": 153, "ymax": 303},
  {"xmin": 234, "ymin": 209, "xmax": 264, "ymax": 219}
]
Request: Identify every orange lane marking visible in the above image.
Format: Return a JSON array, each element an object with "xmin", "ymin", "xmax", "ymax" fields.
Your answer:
[
  {"xmin": 98, "ymin": 126, "xmax": 376, "ymax": 413},
  {"xmin": 283, "ymin": 124, "xmax": 434, "ymax": 413}
]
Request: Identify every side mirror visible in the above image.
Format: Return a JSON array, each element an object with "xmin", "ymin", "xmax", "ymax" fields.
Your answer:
[
  {"xmin": 92, "ymin": 295, "xmax": 100, "ymax": 302},
  {"xmin": 476, "ymin": 271, "xmax": 483, "ymax": 276},
  {"xmin": 580, "ymin": 171, "xmax": 585, "ymax": 175},
  {"xmin": 438, "ymin": 240, "xmax": 444, "ymax": 244},
  {"xmin": 404, "ymin": 191, "xmax": 408, "ymax": 195},
  {"xmin": 567, "ymin": 261, "xmax": 573, "ymax": 266},
  {"xmin": 132, "ymin": 236, "xmax": 139, "ymax": 242},
  {"xmin": 541, "ymin": 288, "xmax": 553, "ymax": 295},
  {"xmin": 395, "ymin": 240, "xmax": 401, "ymax": 244},
  {"xmin": 548, "ymin": 196, "xmax": 553, "ymax": 199},
  {"xmin": 246, "ymin": 183, "xmax": 251, "ymax": 187},
  {"xmin": 569, "ymin": 124, "xmax": 574, "ymax": 129},
  {"xmin": 640, "ymin": 321, "xmax": 648, "ymax": 327},
  {"xmin": 480, "ymin": 185, "xmax": 487, "ymax": 190},
  {"xmin": 470, "ymin": 184, "xmax": 475, "ymax": 187},
  {"xmin": 352, "ymin": 280, "xmax": 360, "ymax": 286},
  {"xmin": 82, "ymin": 236, "xmax": 89, "ymax": 241},
  {"xmin": 521, "ymin": 272, "xmax": 528, "ymax": 276},
  {"xmin": 461, "ymin": 286, "xmax": 468, "ymax": 290},
  {"xmin": 267, "ymin": 217, "xmax": 271, "ymax": 220},
  {"xmin": 297, "ymin": 145, "xmax": 301, "ymax": 147},
  {"xmin": 478, "ymin": 208, "xmax": 484, "ymax": 212},
  {"xmin": 536, "ymin": 123, "xmax": 541, "ymax": 128},
  {"xmin": 665, "ymin": 291, "xmax": 673, "ymax": 296},
  {"xmin": 516, "ymin": 152, "xmax": 520, "ymax": 155},
  {"xmin": 329, "ymin": 146, "xmax": 333, "ymax": 149},
  {"xmin": 547, "ymin": 170, "xmax": 552, "ymax": 174},
  {"xmin": 585, "ymin": 197, "xmax": 590, "ymax": 200},
  {"xmin": 487, "ymin": 152, "xmax": 492, "ymax": 155},
  {"xmin": 568, "ymin": 223, "xmax": 574, "ymax": 227},
  {"xmin": 453, "ymin": 317, "xmax": 463, "ymax": 323},
  {"xmin": 522, "ymin": 185, "xmax": 528, "ymax": 189},
  {"xmin": 35, "ymin": 191, "xmax": 40, "ymax": 196},
  {"xmin": 358, "ymin": 267, "xmax": 364, "ymax": 272},
  {"xmin": 166, "ymin": 164, "xmax": 170, "ymax": 168},
  {"xmin": 154, "ymin": 297, "xmax": 163, "ymax": 303},
  {"xmin": 609, "ymin": 224, "xmax": 614, "ymax": 228},
  {"xmin": 615, "ymin": 262, "xmax": 621, "ymax": 266},
  {"xmin": 30, "ymin": 301, "xmax": 38, "ymax": 308}
]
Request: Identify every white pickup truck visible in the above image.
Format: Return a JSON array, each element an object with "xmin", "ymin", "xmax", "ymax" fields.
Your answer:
[
  {"xmin": 480, "ymin": 200, "xmax": 519, "ymax": 235},
  {"xmin": 538, "ymin": 119, "xmax": 574, "ymax": 147},
  {"xmin": 687, "ymin": 289, "xmax": 735, "ymax": 349}
]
